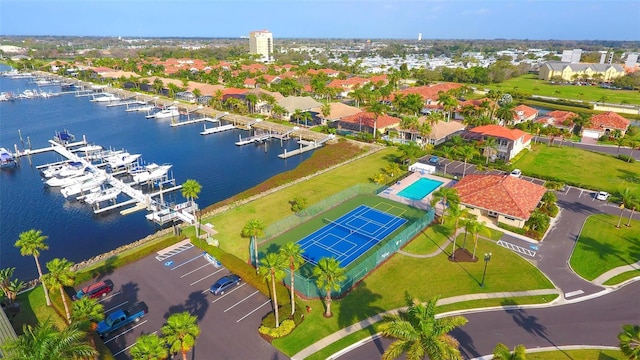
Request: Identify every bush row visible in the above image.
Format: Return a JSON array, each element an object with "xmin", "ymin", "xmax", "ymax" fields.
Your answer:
[{"xmin": 497, "ymin": 222, "xmax": 526, "ymax": 236}]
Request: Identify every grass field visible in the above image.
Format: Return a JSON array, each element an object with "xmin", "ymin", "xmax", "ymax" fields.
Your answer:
[
  {"xmin": 603, "ymin": 270, "xmax": 640, "ymax": 286},
  {"xmin": 570, "ymin": 214, "xmax": 640, "ymax": 281},
  {"xmin": 513, "ymin": 144, "xmax": 640, "ymax": 193},
  {"xmin": 484, "ymin": 74, "xmax": 640, "ymax": 105}
]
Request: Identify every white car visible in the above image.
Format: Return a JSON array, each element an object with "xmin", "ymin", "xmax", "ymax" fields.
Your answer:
[
  {"xmin": 596, "ymin": 191, "xmax": 610, "ymax": 201},
  {"xmin": 510, "ymin": 169, "xmax": 522, "ymax": 178}
]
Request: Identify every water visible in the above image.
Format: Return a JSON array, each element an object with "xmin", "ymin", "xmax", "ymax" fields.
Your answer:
[
  {"xmin": 397, "ymin": 178, "xmax": 443, "ymax": 200},
  {"xmin": 0, "ymin": 68, "xmax": 314, "ymax": 280}
]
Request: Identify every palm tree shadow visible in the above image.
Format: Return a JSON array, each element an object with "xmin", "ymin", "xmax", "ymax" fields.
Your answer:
[
  {"xmin": 94, "ymin": 256, "xmax": 118, "ymax": 281},
  {"xmin": 164, "ymin": 290, "xmax": 209, "ymax": 321},
  {"xmin": 451, "ymin": 328, "xmax": 479, "ymax": 359},
  {"xmin": 337, "ymin": 282, "xmax": 384, "ymax": 352}
]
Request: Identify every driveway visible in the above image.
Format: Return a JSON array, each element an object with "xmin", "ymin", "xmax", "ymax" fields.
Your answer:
[{"xmin": 76, "ymin": 241, "xmax": 287, "ymax": 360}]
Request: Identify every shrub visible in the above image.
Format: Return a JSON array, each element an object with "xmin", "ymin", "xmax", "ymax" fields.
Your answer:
[
  {"xmin": 261, "ymin": 303, "xmax": 304, "ymax": 328},
  {"xmin": 497, "ymin": 222, "xmax": 526, "ymax": 236},
  {"xmin": 258, "ymin": 319, "xmax": 296, "ymax": 339},
  {"xmin": 618, "ymin": 155, "xmax": 633, "ymax": 162}
]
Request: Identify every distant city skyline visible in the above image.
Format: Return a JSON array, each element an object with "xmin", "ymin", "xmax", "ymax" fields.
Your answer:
[{"xmin": 1, "ymin": 0, "xmax": 639, "ymax": 41}]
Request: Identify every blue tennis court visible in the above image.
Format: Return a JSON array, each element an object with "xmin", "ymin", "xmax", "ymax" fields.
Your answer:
[{"xmin": 298, "ymin": 205, "xmax": 407, "ymax": 267}]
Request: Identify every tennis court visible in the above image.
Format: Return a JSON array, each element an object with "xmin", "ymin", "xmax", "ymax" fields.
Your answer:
[{"xmin": 298, "ymin": 204, "xmax": 407, "ymax": 267}]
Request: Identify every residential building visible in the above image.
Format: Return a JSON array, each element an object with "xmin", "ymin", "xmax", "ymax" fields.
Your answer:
[
  {"xmin": 538, "ymin": 62, "xmax": 626, "ymax": 81},
  {"xmin": 277, "ymin": 96, "xmax": 323, "ymax": 121},
  {"xmin": 510, "ymin": 104, "xmax": 539, "ymax": 125},
  {"xmin": 393, "ymin": 118, "xmax": 465, "ymax": 146},
  {"xmin": 311, "ymin": 102, "xmax": 361, "ymax": 126},
  {"xmin": 583, "ymin": 111, "xmax": 631, "ymax": 139},
  {"xmin": 249, "ymin": 30, "xmax": 273, "ymax": 62},
  {"xmin": 462, "ymin": 124, "xmax": 532, "ymax": 161},
  {"xmin": 453, "ymin": 174, "xmax": 547, "ymax": 228},
  {"xmin": 535, "ymin": 110, "xmax": 578, "ymax": 132},
  {"xmin": 338, "ymin": 112, "xmax": 401, "ymax": 135}
]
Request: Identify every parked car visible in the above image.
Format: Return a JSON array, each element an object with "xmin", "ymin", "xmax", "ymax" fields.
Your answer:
[
  {"xmin": 210, "ymin": 274, "xmax": 241, "ymax": 295},
  {"xmin": 510, "ymin": 169, "xmax": 522, "ymax": 178},
  {"xmin": 73, "ymin": 279, "xmax": 114, "ymax": 300},
  {"xmin": 428, "ymin": 156, "xmax": 439, "ymax": 164},
  {"xmin": 596, "ymin": 191, "xmax": 610, "ymax": 201},
  {"xmin": 96, "ymin": 301, "xmax": 148, "ymax": 338}
]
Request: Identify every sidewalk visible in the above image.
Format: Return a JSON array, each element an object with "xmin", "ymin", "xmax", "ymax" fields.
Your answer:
[
  {"xmin": 593, "ymin": 260, "xmax": 640, "ymax": 285},
  {"xmin": 291, "ymin": 289, "xmax": 561, "ymax": 360}
]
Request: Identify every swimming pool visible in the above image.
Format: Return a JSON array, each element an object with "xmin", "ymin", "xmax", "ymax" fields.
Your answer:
[{"xmin": 397, "ymin": 177, "xmax": 444, "ymax": 200}]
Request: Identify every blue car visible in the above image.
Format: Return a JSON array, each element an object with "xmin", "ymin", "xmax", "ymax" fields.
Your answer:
[
  {"xmin": 428, "ymin": 156, "xmax": 439, "ymax": 164},
  {"xmin": 210, "ymin": 274, "xmax": 241, "ymax": 295}
]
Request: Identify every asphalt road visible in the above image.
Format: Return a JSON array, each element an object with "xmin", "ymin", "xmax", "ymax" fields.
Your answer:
[
  {"xmin": 337, "ymin": 281, "xmax": 640, "ymax": 360},
  {"xmin": 74, "ymin": 242, "xmax": 287, "ymax": 360}
]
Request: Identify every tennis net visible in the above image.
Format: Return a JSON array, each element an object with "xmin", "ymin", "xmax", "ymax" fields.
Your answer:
[{"xmin": 323, "ymin": 218, "xmax": 382, "ymax": 243}]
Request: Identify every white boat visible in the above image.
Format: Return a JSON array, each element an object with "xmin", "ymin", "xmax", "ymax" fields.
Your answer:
[
  {"xmin": 46, "ymin": 172, "xmax": 93, "ymax": 187},
  {"xmin": 60, "ymin": 175, "xmax": 107, "ymax": 198},
  {"xmin": 0, "ymin": 147, "xmax": 16, "ymax": 168},
  {"xmin": 126, "ymin": 104, "xmax": 155, "ymax": 112},
  {"xmin": 42, "ymin": 161, "xmax": 85, "ymax": 178},
  {"xmin": 147, "ymin": 106, "xmax": 180, "ymax": 119},
  {"xmin": 107, "ymin": 153, "xmax": 142, "ymax": 168},
  {"xmin": 90, "ymin": 93, "xmax": 118, "ymax": 103},
  {"xmin": 73, "ymin": 145, "xmax": 103, "ymax": 154},
  {"xmin": 132, "ymin": 164, "xmax": 172, "ymax": 184},
  {"xmin": 83, "ymin": 187, "xmax": 121, "ymax": 204}
]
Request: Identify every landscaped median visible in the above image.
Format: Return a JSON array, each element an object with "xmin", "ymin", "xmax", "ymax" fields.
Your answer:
[{"xmin": 570, "ymin": 214, "xmax": 640, "ymax": 285}]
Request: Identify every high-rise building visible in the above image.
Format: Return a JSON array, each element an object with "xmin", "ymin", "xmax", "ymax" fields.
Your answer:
[
  {"xmin": 626, "ymin": 54, "xmax": 639, "ymax": 68},
  {"xmin": 249, "ymin": 30, "xmax": 273, "ymax": 61},
  {"xmin": 561, "ymin": 49, "xmax": 582, "ymax": 63},
  {"xmin": 418, "ymin": 33, "xmax": 422, "ymax": 41}
]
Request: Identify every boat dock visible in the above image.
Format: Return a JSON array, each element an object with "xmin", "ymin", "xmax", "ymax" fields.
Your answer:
[
  {"xmin": 106, "ymin": 99, "xmax": 145, "ymax": 107},
  {"xmin": 235, "ymin": 133, "xmax": 272, "ymax": 146},
  {"xmin": 278, "ymin": 135, "xmax": 335, "ymax": 159},
  {"xmin": 170, "ymin": 111, "xmax": 228, "ymax": 128},
  {"xmin": 201, "ymin": 124, "xmax": 235, "ymax": 135}
]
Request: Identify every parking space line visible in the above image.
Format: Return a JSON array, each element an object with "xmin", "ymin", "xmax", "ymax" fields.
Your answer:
[
  {"xmin": 155, "ymin": 242, "xmax": 194, "ymax": 261},
  {"xmin": 224, "ymin": 290, "xmax": 259, "ymax": 313},
  {"xmin": 170, "ymin": 253, "xmax": 205, "ymax": 271},
  {"xmin": 190, "ymin": 268, "xmax": 225, "ymax": 286},
  {"xmin": 180, "ymin": 263, "xmax": 212, "ymax": 278},
  {"xmin": 211, "ymin": 283, "xmax": 247, "ymax": 304},
  {"xmin": 113, "ymin": 331, "xmax": 158, "ymax": 356},
  {"xmin": 497, "ymin": 240, "xmax": 537, "ymax": 257},
  {"xmin": 105, "ymin": 301, "xmax": 128, "ymax": 313},
  {"xmin": 236, "ymin": 300, "xmax": 271, "ymax": 323},
  {"xmin": 104, "ymin": 320, "xmax": 148, "ymax": 344},
  {"xmin": 98, "ymin": 291, "xmax": 121, "ymax": 303}
]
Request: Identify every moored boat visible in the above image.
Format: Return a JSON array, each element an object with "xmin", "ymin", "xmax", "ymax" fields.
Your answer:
[
  {"xmin": 146, "ymin": 106, "xmax": 180, "ymax": 119},
  {"xmin": 60, "ymin": 174, "xmax": 107, "ymax": 198},
  {"xmin": 0, "ymin": 148, "xmax": 17, "ymax": 168},
  {"xmin": 46, "ymin": 172, "xmax": 94, "ymax": 187},
  {"xmin": 132, "ymin": 163, "xmax": 172, "ymax": 184},
  {"xmin": 83, "ymin": 187, "xmax": 121, "ymax": 205}
]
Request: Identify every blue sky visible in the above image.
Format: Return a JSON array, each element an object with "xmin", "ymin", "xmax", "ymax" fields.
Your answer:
[{"xmin": 1, "ymin": 0, "xmax": 639, "ymax": 41}]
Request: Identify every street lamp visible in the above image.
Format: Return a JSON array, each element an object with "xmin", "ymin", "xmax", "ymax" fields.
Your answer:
[{"xmin": 480, "ymin": 252, "xmax": 492, "ymax": 288}]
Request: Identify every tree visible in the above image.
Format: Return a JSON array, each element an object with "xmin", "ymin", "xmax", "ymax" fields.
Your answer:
[
  {"xmin": 279, "ymin": 242, "xmax": 305, "ymax": 317},
  {"xmin": 620, "ymin": 188, "xmax": 640, "ymax": 228},
  {"xmin": 482, "ymin": 137, "xmax": 499, "ymax": 165},
  {"xmin": 386, "ymin": 162, "xmax": 401, "ymax": 178},
  {"xmin": 380, "ymin": 294, "xmax": 468, "ymax": 360},
  {"xmin": 181, "ymin": 179, "xmax": 202, "ymax": 238},
  {"xmin": 161, "ymin": 312, "xmax": 200, "ymax": 360},
  {"xmin": 15, "ymin": 229, "xmax": 51, "ymax": 306},
  {"xmin": 615, "ymin": 137, "xmax": 627, "ymax": 155},
  {"xmin": 0, "ymin": 267, "xmax": 15, "ymax": 300},
  {"xmin": 258, "ymin": 253, "xmax": 287, "ymax": 328},
  {"xmin": 365, "ymin": 101, "xmax": 389, "ymax": 139},
  {"xmin": 373, "ymin": 173, "xmax": 387, "ymax": 185},
  {"xmin": 312, "ymin": 257, "xmax": 346, "ymax": 317},
  {"xmin": 242, "ymin": 219, "xmax": 265, "ymax": 272},
  {"xmin": 130, "ymin": 334, "xmax": 168, "ymax": 360},
  {"xmin": 619, "ymin": 324, "xmax": 640, "ymax": 360},
  {"xmin": 493, "ymin": 343, "xmax": 527, "ymax": 360},
  {"xmin": 448, "ymin": 204, "xmax": 470, "ymax": 260},
  {"xmin": 430, "ymin": 187, "xmax": 460, "ymax": 225},
  {"xmin": 71, "ymin": 296, "xmax": 104, "ymax": 353},
  {"xmin": 495, "ymin": 103, "xmax": 516, "ymax": 125},
  {"xmin": 440, "ymin": 146, "xmax": 454, "ymax": 175},
  {"xmin": 457, "ymin": 145, "xmax": 480, "ymax": 177},
  {"xmin": 245, "ymin": 93, "xmax": 258, "ymax": 114},
  {"xmin": 290, "ymin": 196, "xmax": 308, "ymax": 213},
  {"xmin": 628, "ymin": 141, "xmax": 638, "ymax": 163},
  {"xmin": 466, "ymin": 220, "xmax": 489, "ymax": 260},
  {"xmin": 2, "ymin": 319, "xmax": 97, "ymax": 360},
  {"xmin": 42, "ymin": 258, "xmax": 75, "ymax": 323}
]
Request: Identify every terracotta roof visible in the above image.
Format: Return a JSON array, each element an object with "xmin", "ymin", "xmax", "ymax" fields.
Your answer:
[
  {"xmin": 513, "ymin": 105, "xmax": 538, "ymax": 120},
  {"xmin": 311, "ymin": 102, "xmax": 362, "ymax": 120},
  {"xmin": 453, "ymin": 174, "xmax": 547, "ymax": 220},
  {"xmin": 458, "ymin": 98, "xmax": 495, "ymax": 109},
  {"xmin": 587, "ymin": 112, "xmax": 630, "ymax": 131},
  {"xmin": 223, "ymin": 88, "xmax": 249, "ymax": 96},
  {"xmin": 391, "ymin": 82, "xmax": 463, "ymax": 101},
  {"xmin": 536, "ymin": 110, "xmax": 578, "ymax": 127},
  {"xmin": 340, "ymin": 112, "xmax": 401, "ymax": 129},
  {"xmin": 469, "ymin": 124, "xmax": 529, "ymax": 141},
  {"xmin": 188, "ymin": 83, "xmax": 226, "ymax": 96}
]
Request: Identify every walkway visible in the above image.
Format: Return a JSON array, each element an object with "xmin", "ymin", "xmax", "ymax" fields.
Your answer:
[{"xmin": 592, "ymin": 260, "xmax": 640, "ymax": 285}]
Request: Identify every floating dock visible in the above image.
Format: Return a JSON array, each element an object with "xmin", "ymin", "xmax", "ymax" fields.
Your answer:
[{"xmin": 201, "ymin": 124, "xmax": 235, "ymax": 135}]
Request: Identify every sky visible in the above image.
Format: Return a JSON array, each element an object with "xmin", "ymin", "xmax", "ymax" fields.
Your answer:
[{"xmin": 1, "ymin": 0, "xmax": 639, "ymax": 41}]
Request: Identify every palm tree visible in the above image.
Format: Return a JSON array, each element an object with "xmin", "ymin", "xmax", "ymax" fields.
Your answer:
[
  {"xmin": 42, "ymin": 258, "xmax": 75, "ymax": 323},
  {"xmin": 615, "ymin": 137, "xmax": 627, "ymax": 155},
  {"xmin": 365, "ymin": 101, "xmax": 389, "ymax": 139},
  {"xmin": 628, "ymin": 141, "xmax": 638, "ymax": 163},
  {"xmin": 2, "ymin": 319, "xmax": 97, "ymax": 360},
  {"xmin": 279, "ymin": 242, "xmax": 305, "ymax": 316},
  {"xmin": 242, "ymin": 219, "xmax": 265, "ymax": 272},
  {"xmin": 181, "ymin": 179, "xmax": 202, "ymax": 238},
  {"xmin": 620, "ymin": 188, "xmax": 640, "ymax": 228},
  {"xmin": 321, "ymin": 103, "xmax": 332, "ymax": 121},
  {"xmin": 493, "ymin": 343, "xmax": 527, "ymax": 360},
  {"xmin": 5, "ymin": 279, "xmax": 25, "ymax": 305},
  {"xmin": 161, "ymin": 311, "xmax": 200, "ymax": 360},
  {"xmin": 619, "ymin": 324, "xmax": 640, "ymax": 360},
  {"xmin": 380, "ymin": 294, "xmax": 468, "ymax": 360},
  {"xmin": 312, "ymin": 257, "xmax": 346, "ymax": 317},
  {"xmin": 258, "ymin": 253, "xmax": 287, "ymax": 328},
  {"xmin": 430, "ymin": 187, "xmax": 460, "ymax": 225},
  {"xmin": 0, "ymin": 267, "xmax": 15, "ymax": 299},
  {"xmin": 71, "ymin": 296, "xmax": 104, "ymax": 352},
  {"xmin": 130, "ymin": 334, "xmax": 168, "ymax": 360},
  {"xmin": 482, "ymin": 137, "xmax": 499, "ymax": 165},
  {"xmin": 15, "ymin": 229, "xmax": 51, "ymax": 306},
  {"xmin": 466, "ymin": 220, "xmax": 489, "ymax": 260},
  {"xmin": 245, "ymin": 93, "xmax": 258, "ymax": 114},
  {"xmin": 386, "ymin": 162, "xmax": 401, "ymax": 178},
  {"xmin": 495, "ymin": 103, "xmax": 516, "ymax": 125},
  {"xmin": 448, "ymin": 204, "xmax": 470, "ymax": 260},
  {"xmin": 440, "ymin": 146, "xmax": 454, "ymax": 175},
  {"xmin": 457, "ymin": 145, "xmax": 480, "ymax": 177}
]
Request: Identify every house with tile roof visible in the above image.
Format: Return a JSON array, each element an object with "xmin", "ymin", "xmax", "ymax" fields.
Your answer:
[
  {"xmin": 538, "ymin": 62, "xmax": 626, "ymax": 81},
  {"xmin": 277, "ymin": 96, "xmax": 323, "ymax": 120},
  {"xmin": 338, "ymin": 112, "xmax": 401, "ymax": 136},
  {"xmin": 391, "ymin": 82, "xmax": 464, "ymax": 106},
  {"xmin": 582, "ymin": 111, "xmax": 631, "ymax": 140},
  {"xmin": 535, "ymin": 110, "xmax": 578, "ymax": 132},
  {"xmin": 510, "ymin": 104, "xmax": 539, "ymax": 125},
  {"xmin": 453, "ymin": 174, "xmax": 547, "ymax": 228},
  {"xmin": 462, "ymin": 124, "xmax": 532, "ymax": 161},
  {"xmin": 311, "ymin": 102, "xmax": 362, "ymax": 125},
  {"xmin": 393, "ymin": 119, "xmax": 466, "ymax": 146}
]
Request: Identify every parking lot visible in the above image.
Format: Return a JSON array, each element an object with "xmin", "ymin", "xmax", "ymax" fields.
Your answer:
[{"xmin": 77, "ymin": 240, "xmax": 287, "ymax": 359}]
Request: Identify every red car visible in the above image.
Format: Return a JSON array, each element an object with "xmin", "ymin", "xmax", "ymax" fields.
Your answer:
[{"xmin": 73, "ymin": 280, "xmax": 114, "ymax": 300}]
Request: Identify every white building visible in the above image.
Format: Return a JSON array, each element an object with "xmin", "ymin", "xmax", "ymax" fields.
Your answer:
[{"xmin": 249, "ymin": 30, "xmax": 273, "ymax": 62}]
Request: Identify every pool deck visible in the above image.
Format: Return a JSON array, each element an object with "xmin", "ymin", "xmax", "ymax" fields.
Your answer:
[{"xmin": 378, "ymin": 171, "xmax": 453, "ymax": 211}]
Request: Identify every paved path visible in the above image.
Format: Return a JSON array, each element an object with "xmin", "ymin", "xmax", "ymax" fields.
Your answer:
[{"xmin": 593, "ymin": 260, "xmax": 640, "ymax": 285}]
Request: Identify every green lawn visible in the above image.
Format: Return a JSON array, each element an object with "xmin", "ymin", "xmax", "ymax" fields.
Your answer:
[
  {"xmin": 273, "ymin": 226, "xmax": 555, "ymax": 356},
  {"xmin": 513, "ymin": 144, "xmax": 640, "ymax": 194},
  {"xmin": 526, "ymin": 349, "xmax": 625, "ymax": 360},
  {"xmin": 10, "ymin": 286, "xmax": 67, "ymax": 334},
  {"xmin": 401, "ymin": 222, "xmax": 453, "ymax": 254},
  {"xmin": 603, "ymin": 270, "xmax": 640, "ymax": 286},
  {"xmin": 570, "ymin": 214, "xmax": 640, "ymax": 281},
  {"xmin": 484, "ymin": 74, "xmax": 640, "ymax": 105}
]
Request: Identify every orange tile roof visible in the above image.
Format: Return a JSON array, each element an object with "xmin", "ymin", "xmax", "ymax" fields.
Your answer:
[
  {"xmin": 587, "ymin": 111, "xmax": 630, "ymax": 131},
  {"xmin": 223, "ymin": 88, "xmax": 248, "ymax": 95},
  {"xmin": 340, "ymin": 112, "xmax": 401, "ymax": 129},
  {"xmin": 453, "ymin": 174, "xmax": 546, "ymax": 220},
  {"xmin": 536, "ymin": 110, "xmax": 578, "ymax": 127},
  {"xmin": 469, "ymin": 124, "xmax": 528, "ymax": 141},
  {"xmin": 458, "ymin": 98, "xmax": 495, "ymax": 109},
  {"xmin": 513, "ymin": 105, "xmax": 538, "ymax": 120},
  {"xmin": 391, "ymin": 82, "xmax": 463, "ymax": 101}
]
